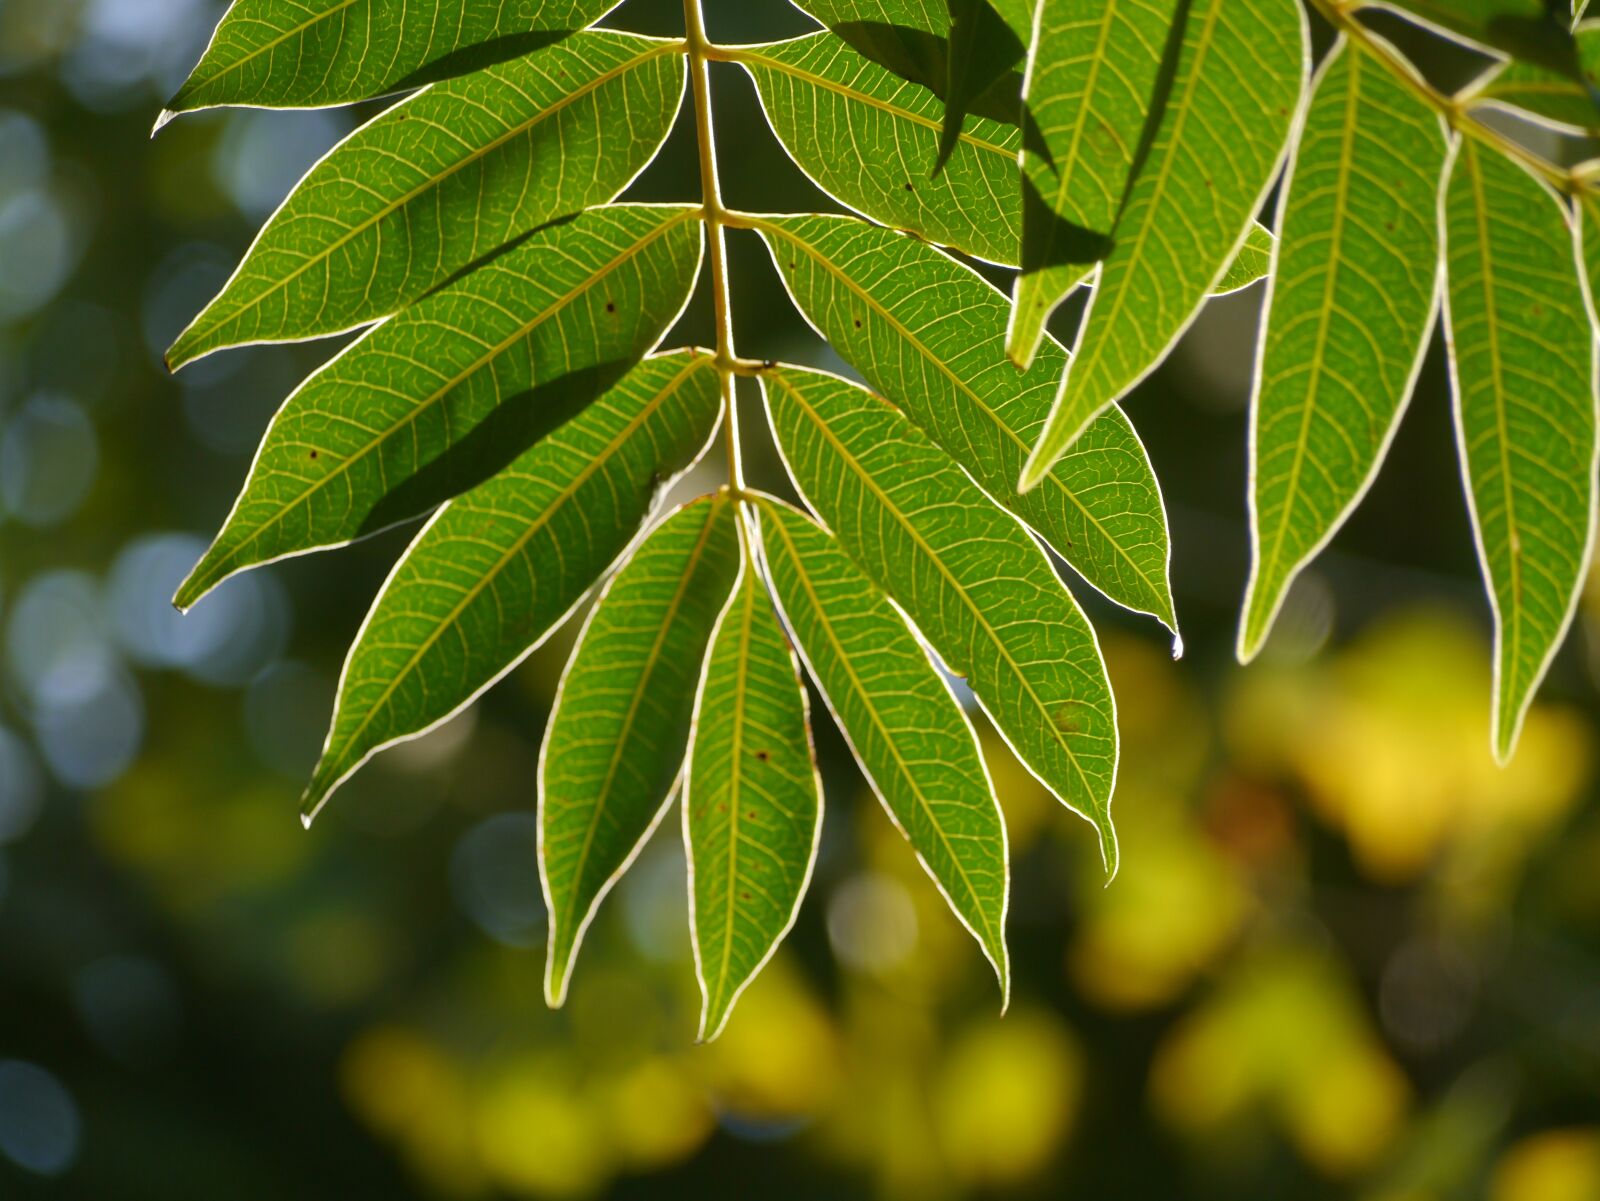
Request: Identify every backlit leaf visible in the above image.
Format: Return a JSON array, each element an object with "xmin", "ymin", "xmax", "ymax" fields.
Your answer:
[
  {"xmin": 1020, "ymin": 0, "xmax": 1306, "ymax": 489},
  {"xmin": 753, "ymin": 494, "xmax": 1009, "ymax": 997},
  {"xmin": 938, "ymin": 0, "xmax": 1027, "ymax": 175},
  {"xmin": 164, "ymin": 0, "xmax": 622, "ymax": 118},
  {"xmin": 685, "ymin": 530, "xmax": 822, "ymax": 1042},
  {"xmin": 540, "ymin": 491, "xmax": 742, "ymax": 1007},
  {"xmin": 1444, "ymin": 137, "xmax": 1597, "ymax": 762},
  {"xmin": 168, "ymin": 32, "xmax": 685, "ymax": 367},
  {"xmin": 754, "ymin": 212, "xmax": 1176, "ymax": 632},
  {"xmin": 1010, "ymin": 0, "xmax": 1180, "ymax": 369},
  {"xmin": 764, "ymin": 366, "xmax": 1119, "ymax": 873},
  {"xmin": 302, "ymin": 350, "xmax": 722, "ymax": 820},
  {"xmin": 736, "ymin": 32, "xmax": 1022, "ymax": 265},
  {"xmin": 1214, "ymin": 223, "xmax": 1276, "ymax": 295},
  {"xmin": 1464, "ymin": 20, "xmax": 1600, "ymax": 132},
  {"xmin": 176, "ymin": 205, "xmax": 704, "ymax": 610},
  {"xmin": 1240, "ymin": 40, "xmax": 1448, "ymax": 661},
  {"xmin": 1375, "ymin": 1, "xmax": 1585, "ymax": 80}
]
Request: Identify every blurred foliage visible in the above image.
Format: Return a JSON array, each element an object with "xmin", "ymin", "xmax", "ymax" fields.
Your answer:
[{"xmin": 0, "ymin": 0, "xmax": 1595, "ymax": 1198}]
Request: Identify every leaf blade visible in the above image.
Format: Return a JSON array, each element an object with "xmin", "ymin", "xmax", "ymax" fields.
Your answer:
[
  {"xmin": 302, "ymin": 350, "xmax": 723, "ymax": 820},
  {"xmin": 764, "ymin": 366, "xmax": 1119, "ymax": 872},
  {"xmin": 686, "ymin": 528, "xmax": 822, "ymax": 1042},
  {"xmin": 168, "ymin": 32, "xmax": 686, "ymax": 367},
  {"xmin": 540, "ymin": 490, "xmax": 742, "ymax": 1007},
  {"xmin": 753, "ymin": 494, "xmax": 1009, "ymax": 997}
]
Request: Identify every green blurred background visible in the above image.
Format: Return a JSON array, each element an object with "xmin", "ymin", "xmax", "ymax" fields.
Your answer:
[{"xmin": 0, "ymin": 0, "xmax": 1597, "ymax": 1197}]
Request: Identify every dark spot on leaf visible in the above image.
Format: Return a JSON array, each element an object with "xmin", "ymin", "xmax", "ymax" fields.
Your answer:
[
  {"xmin": 1051, "ymin": 702, "xmax": 1087, "ymax": 734},
  {"xmin": 755, "ymin": 749, "xmax": 770, "ymax": 761},
  {"xmin": 905, "ymin": 182, "xmax": 914, "ymax": 191},
  {"xmin": 741, "ymin": 891, "xmax": 751, "ymax": 900},
  {"xmin": 605, "ymin": 300, "xmax": 616, "ymax": 314},
  {"xmin": 309, "ymin": 450, "xmax": 319, "ymax": 459},
  {"xmin": 853, "ymin": 318, "xmax": 862, "ymax": 328}
]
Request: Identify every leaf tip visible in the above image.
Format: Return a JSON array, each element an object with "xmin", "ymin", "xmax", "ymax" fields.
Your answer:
[
  {"xmin": 1097, "ymin": 821, "xmax": 1119, "ymax": 885},
  {"xmin": 1170, "ymin": 630, "xmax": 1185, "ymax": 661},
  {"xmin": 151, "ymin": 108, "xmax": 178, "ymax": 138}
]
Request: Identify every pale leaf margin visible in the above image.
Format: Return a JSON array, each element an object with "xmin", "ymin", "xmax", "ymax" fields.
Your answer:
[
  {"xmin": 298, "ymin": 349, "xmax": 724, "ymax": 827},
  {"xmin": 682, "ymin": 509, "xmax": 825, "ymax": 1042},
  {"xmin": 1237, "ymin": 40, "xmax": 1450, "ymax": 663},
  {"xmin": 175, "ymin": 207, "xmax": 706, "ymax": 615},
  {"xmin": 746, "ymin": 490, "xmax": 1011, "ymax": 1008}
]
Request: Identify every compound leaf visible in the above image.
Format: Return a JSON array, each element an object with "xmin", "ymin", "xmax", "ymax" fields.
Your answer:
[
  {"xmin": 165, "ymin": 0, "xmax": 622, "ymax": 118},
  {"xmin": 737, "ymin": 32, "xmax": 1022, "ymax": 265},
  {"xmin": 1021, "ymin": 0, "xmax": 1306, "ymax": 489},
  {"xmin": 176, "ymin": 205, "xmax": 704, "ymax": 610},
  {"xmin": 1375, "ymin": 1, "xmax": 1585, "ymax": 80},
  {"xmin": 754, "ymin": 494, "xmax": 1009, "ymax": 997},
  {"xmin": 1011, "ymin": 0, "xmax": 1180, "ymax": 369},
  {"xmin": 1465, "ymin": 20, "xmax": 1600, "ymax": 132},
  {"xmin": 764, "ymin": 366, "xmax": 1119, "ymax": 873},
  {"xmin": 168, "ymin": 32, "xmax": 685, "ymax": 367},
  {"xmin": 302, "ymin": 350, "xmax": 722, "ymax": 821},
  {"xmin": 1240, "ymin": 40, "xmax": 1448, "ymax": 661},
  {"xmin": 685, "ymin": 533, "xmax": 822, "ymax": 1042},
  {"xmin": 541, "ymin": 490, "xmax": 742, "ymax": 1007},
  {"xmin": 755, "ymin": 213, "xmax": 1176, "ymax": 632},
  {"xmin": 1445, "ymin": 138, "xmax": 1597, "ymax": 762},
  {"xmin": 938, "ymin": 0, "xmax": 1027, "ymax": 175}
]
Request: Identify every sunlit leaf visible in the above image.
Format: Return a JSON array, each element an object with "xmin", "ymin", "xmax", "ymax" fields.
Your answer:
[
  {"xmin": 753, "ymin": 493, "xmax": 1009, "ymax": 996},
  {"xmin": 1020, "ymin": 0, "xmax": 1306, "ymax": 490},
  {"xmin": 176, "ymin": 205, "xmax": 704, "ymax": 610},
  {"xmin": 301, "ymin": 350, "xmax": 722, "ymax": 820},
  {"xmin": 736, "ymin": 32, "xmax": 1022, "ymax": 265},
  {"xmin": 1010, "ymin": 0, "xmax": 1180, "ymax": 369},
  {"xmin": 1239, "ymin": 40, "xmax": 1448, "ymax": 661},
  {"xmin": 1214, "ymin": 223, "xmax": 1276, "ymax": 295},
  {"xmin": 167, "ymin": 32, "xmax": 685, "ymax": 367},
  {"xmin": 1464, "ymin": 20, "xmax": 1600, "ymax": 132},
  {"xmin": 164, "ymin": 0, "xmax": 622, "ymax": 118},
  {"xmin": 540, "ymin": 491, "xmax": 742, "ymax": 1007},
  {"xmin": 754, "ymin": 213, "xmax": 1176, "ymax": 632},
  {"xmin": 1445, "ymin": 138, "xmax": 1597, "ymax": 762},
  {"xmin": 938, "ymin": 0, "xmax": 1027, "ymax": 175},
  {"xmin": 764, "ymin": 366, "xmax": 1119, "ymax": 872},
  {"xmin": 685, "ymin": 532, "xmax": 822, "ymax": 1042},
  {"xmin": 1375, "ymin": 1, "xmax": 1586, "ymax": 80}
]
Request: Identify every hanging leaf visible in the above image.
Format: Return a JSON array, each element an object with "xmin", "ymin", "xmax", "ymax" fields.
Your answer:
[
  {"xmin": 685, "ymin": 534, "xmax": 822, "ymax": 1042},
  {"xmin": 176, "ymin": 205, "xmax": 704, "ymax": 609},
  {"xmin": 754, "ymin": 212, "xmax": 1177, "ymax": 632},
  {"xmin": 1240, "ymin": 40, "xmax": 1448, "ymax": 661},
  {"xmin": 764, "ymin": 367, "xmax": 1120, "ymax": 874},
  {"xmin": 1020, "ymin": 0, "xmax": 1306, "ymax": 489},
  {"xmin": 1375, "ymin": 1, "xmax": 1587, "ymax": 81},
  {"xmin": 168, "ymin": 32, "xmax": 685, "ymax": 367},
  {"xmin": 937, "ymin": 0, "xmax": 1027, "ymax": 175},
  {"xmin": 1444, "ymin": 138, "xmax": 1597, "ymax": 762},
  {"xmin": 753, "ymin": 494, "xmax": 1009, "ymax": 997},
  {"xmin": 301, "ymin": 351, "xmax": 722, "ymax": 821},
  {"xmin": 541, "ymin": 491, "xmax": 742, "ymax": 1006}
]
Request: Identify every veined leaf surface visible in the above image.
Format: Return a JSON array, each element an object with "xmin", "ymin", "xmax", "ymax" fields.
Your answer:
[
  {"xmin": 1010, "ymin": 0, "xmax": 1180, "ymax": 369},
  {"xmin": 1214, "ymin": 223, "xmax": 1275, "ymax": 295},
  {"xmin": 1020, "ymin": 0, "xmax": 1306, "ymax": 489},
  {"xmin": 1445, "ymin": 138, "xmax": 1597, "ymax": 762},
  {"xmin": 168, "ymin": 32, "xmax": 685, "ymax": 367},
  {"xmin": 753, "ymin": 494, "xmax": 1008, "ymax": 996},
  {"xmin": 1240, "ymin": 40, "xmax": 1448, "ymax": 661},
  {"xmin": 685, "ymin": 535, "xmax": 821, "ymax": 1042},
  {"xmin": 939, "ymin": 0, "xmax": 1027, "ymax": 174},
  {"xmin": 764, "ymin": 367, "xmax": 1119, "ymax": 873},
  {"xmin": 176, "ymin": 205, "xmax": 704, "ymax": 610},
  {"xmin": 302, "ymin": 351, "xmax": 722, "ymax": 821},
  {"xmin": 1375, "ymin": 1, "xmax": 1585, "ymax": 80},
  {"xmin": 540, "ymin": 491, "xmax": 742, "ymax": 1007},
  {"xmin": 755, "ymin": 213, "xmax": 1175, "ymax": 631},
  {"xmin": 736, "ymin": 32, "xmax": 1023, "ymax": 265},
  {"xmin": 166, "ymin": 0, "xmax": 622, "ymax": 117},
  {"xmin": 1465, "ymin": 20, "xmax": 1600, "ymax": 132}
]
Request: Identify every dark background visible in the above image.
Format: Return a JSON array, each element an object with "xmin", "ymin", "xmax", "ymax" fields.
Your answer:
[{"xmin": 0, "ymin": 0, "xmax": 1596, "ymax": 1197}]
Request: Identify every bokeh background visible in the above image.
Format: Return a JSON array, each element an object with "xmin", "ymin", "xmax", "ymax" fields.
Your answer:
[{"xmin": 0, "ymin": 0, "xmax": 1597, "ymax": 1197}]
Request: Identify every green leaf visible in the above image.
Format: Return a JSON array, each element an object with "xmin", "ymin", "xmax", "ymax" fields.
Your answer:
[
  {"xmin": 1375, "ymin": 1, "xmax": 1586, "ymax": 81},
  {"xmin": 753, "ymin": 494, "xmax": 1009, "ymax": 997},
  {"xmin": 1020, "ymin": 0, "xmax": 1306, "ymax": 490},
  {"xmin": 764, "ymin": 366, "xmax": 1119, "ymax": 873},
  {"xmin": 1445, "ymin": 138, "xmax": 1597, "ymax": 762},
  {"xmin": 540, "ymin": 491, "xmax": 742, "ymax": 1007},
  {"xmin": 1214, "ymin": 222, "xmax": 1276, "ymax": 295},
  {"xmin": 1010, "ymin": 0, "xmax": 1180, "ymax": 369},
  {"xmin": 163, "ymin": 0, "xmax": 622, "ymax": 118},
  {"xmin": 685, "ymin": 529, "xmax": 822, "ymax": 1042},
  {"xmin": 938, "ymin": 0, "xmax": 1027, "ymax": 175},
  {"xmin": 1239, "ymin": 40, "xmax": 1448, "ymax": 662},
  {"xmin": 736, "ymin": 32, "xmax": 1023, "ymax": 265},
  {"xmin": 754, "ymin": 213, "xmax": 1176, "ymax": 632},
  {"xmin": 176, "ymin": 205, "xmax": 704, "ymax": 610},
  {"xmin": 167, "ymin": 32, "xmax": 685, "ymax": 368},
  {"xmin": 301, "ymin": 350, "xmax": 722, "ymax": 821},
  {"xmin": 1464, "ymin": 20, "xmax": 1600, "ymax": 132}
]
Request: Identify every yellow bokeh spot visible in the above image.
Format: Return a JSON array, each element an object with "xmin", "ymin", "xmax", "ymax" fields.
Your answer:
[
  {"xmin": 1492, "ymin": 1129, "xmax": 1600, "ymax": 1201},
  {"xmin": 472, "ymin": 1058, "xmax": 608, "ymax": 1199},
  {"xmin": 601, "ymin": 1057, "xmax": 714, "ymax": 1170}
]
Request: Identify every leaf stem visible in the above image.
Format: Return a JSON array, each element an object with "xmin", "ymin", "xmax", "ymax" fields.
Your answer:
[
  {"xmin": 683, "ymin": 0, "xmax": 744, "ymax": 490},
  {"xmin": 1308, "ymin": 0, "xmax": 1579, "ymax": 193}
]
